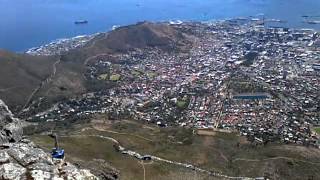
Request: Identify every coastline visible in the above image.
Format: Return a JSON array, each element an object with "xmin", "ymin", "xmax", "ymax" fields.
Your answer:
[
  {"xmin": 25, "ymin": 33, "xmax": 99, "ymax": 56},
  {"xmin": 24, "ymin": 17, "xmax": 317, "ymax": 57}
]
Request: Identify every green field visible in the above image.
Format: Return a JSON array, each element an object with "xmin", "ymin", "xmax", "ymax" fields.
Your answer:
[
  {"xmin": 110, "ymin": 74, "xmax": 121, "ymax": 81},
  {"xmin": 31, "ymin": 119, "xmax": 320, "ymax": 180},
  {"xmin": 176, "ymin": 100, "xmax": 188, "ymax": 109},
  {"xmin": 314, "ymin": 127, "xmax": 320, "ymax": 134},
  {"xmin": 98, "ymin": 73, "xmax": 108, "ymax": 80}
]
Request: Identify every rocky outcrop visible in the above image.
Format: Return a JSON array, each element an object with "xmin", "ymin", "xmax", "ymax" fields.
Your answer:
[
  {"xmin": 0, "ymin": 99, "xmax": 23, "ymax": 144},
  {"xmin": 0, "ymin": 99, "xmax": 100, "ymax": 179},
  {"xmin": 0, "ymin": 139, "xmax": 98, "ymax": 179}
]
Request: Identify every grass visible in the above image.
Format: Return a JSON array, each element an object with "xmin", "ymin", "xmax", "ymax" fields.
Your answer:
[
  {"xmin": 98, "ymin": 73, "xmax": 108, "ymax": 80},
  {"xmin": 110, "ymin": 74, "xmax": 121, "ymax": 81},
  {"xmin": 31, "ymin": 134, "xmax": 202, "ymax": 180},
  {"xmin": 314, "ymin": 127, "xmax": 320, "ymax": 134},
  {"xmin": 31, "ymin": 119, "xmax": 320, "ymax": 180},
  {"xmin": 131, "ymin": 70, "xmax": 142, "ymax": 77},
  {"xmin": 176, "ymin": 100, "xmax": 188, "ymax": 109},
  {"xmin": 147, "ymin": 72, "xmax": 158, "ymax": 78}
]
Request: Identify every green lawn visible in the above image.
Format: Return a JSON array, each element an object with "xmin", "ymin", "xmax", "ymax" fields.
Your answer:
[
  {"xmin": 147, "ymin": 72, "xmax": 158, "ymax": 78},
  {"xmin": 98, "ymin": 73, "xmax": 108, "ymax": 80},
  {"xmin": 131, "ymin": 70, "xmax": 142, "ymax": 77},
  {"xmin": 110, "ymin": 74, "xmax": 121, "ymax": 81},
  {"xmin": 176, "ymin": 100, "xmax": 188, "ymax": 109},
  {"xmin": 314, "ymin": 127, "xmax": 320, "ymax": 134}
]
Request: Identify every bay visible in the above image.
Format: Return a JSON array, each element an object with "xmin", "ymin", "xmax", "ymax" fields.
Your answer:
[{"xmin": 1, "ymin": 0, "xmax": 320, "ymax": 52}]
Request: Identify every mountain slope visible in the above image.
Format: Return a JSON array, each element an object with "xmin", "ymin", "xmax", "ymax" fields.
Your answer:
[
  {"xmin": 0, "ymin": 51, "xmax": 57, "ymax": 112},
  {"xmin": 61, "ymin": 21, "xmax": 190, "ymax": 63},
  {"xmin": 97, "ymin": 22, "xmax": 187, "ymax": 52},
  {"xmin": 0, "ymin": 22, "xmax": 191, "ymax": 114}
]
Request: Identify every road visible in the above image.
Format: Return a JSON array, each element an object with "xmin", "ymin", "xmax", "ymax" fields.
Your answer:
[
  {"xmin": 62, "ymin": 134, "xmax": 255, "ymax": 180},
  {"xmin": 234, "ymin": 157, "xmax": 320, "ymax": 165},
  {"xmin": 0, "ymin": 86, "xmax": 19, "ymax": 92}
]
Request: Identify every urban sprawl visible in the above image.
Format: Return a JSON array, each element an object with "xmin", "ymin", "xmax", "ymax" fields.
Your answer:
[{"xmin": 27, "ymin": 19, "xmax": 320, "ymax": 148}]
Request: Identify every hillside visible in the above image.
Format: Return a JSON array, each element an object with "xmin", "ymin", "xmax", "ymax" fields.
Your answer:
[
  {"xmin": 32, "ymin": 117, "xmax": 320, "ymax": 180},
  {"xmin": 61, "ymin": 21, "xmax": 190, "ymax": 63},
  {"xmin": 97, "ymin": 22, "xmax": 187, "ymax": 52},
  {"xmin": 0, "ymin": 50, "xmax": 57, "ymax": 112},
  {"xmin": 0, "ymin": 22, "xmax": 190, "ymax": 114}
]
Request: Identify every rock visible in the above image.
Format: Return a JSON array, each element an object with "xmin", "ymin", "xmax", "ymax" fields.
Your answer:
[
  {"xmin": 0, "ymin": 138, "xmax": 100, "ymax": 180},
  {"xmin": 0, "ymin": 100, "xmax": 23, "ymax": 144},
  {"xmin": 0, "ymin": 163, "xmax": 26, "ymax": 179},
  {"xmin": 0, "ymin": 151, "xmax": 10, "ymax": 164},
  {"xmin": 8, "ymin": 142, "xmax": 52, "ymax": 167},
  {"xmin": 0, "ymin": 99, "xmax": 101, "ymax": 180},
  {"xmin": 28, "ymin": 162, "xmax": 57, "ymax": 173},
  {"xmin": 29, "ymin": 169, "xmax": 53, "ymax": 180},
  {"xmin": 60, "ymin": 162, "xmax": 98, "ymax": 180}
]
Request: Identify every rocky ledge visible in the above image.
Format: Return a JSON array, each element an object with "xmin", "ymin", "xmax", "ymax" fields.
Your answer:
[
  {"xmin": 0, "ymin": 99, "xmax": 103, "ymax": 179},
  {"xmin": 0, "ymin": 139, "xmax": 97, "ymax": 179}
]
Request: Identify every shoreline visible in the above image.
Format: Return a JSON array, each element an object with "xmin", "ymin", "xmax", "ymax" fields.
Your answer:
[
  {"xmin": 25, "ymin": 33, "xmax": 99, "ymax": 56},
  {"xmin": 24, "ymin": 17, "xmax": 317, "ymax": 56}
]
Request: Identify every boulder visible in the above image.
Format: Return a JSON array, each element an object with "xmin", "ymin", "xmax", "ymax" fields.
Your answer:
[{"xmin": 0, "ymin": 163, "xmax": 27, "ymax": 179}]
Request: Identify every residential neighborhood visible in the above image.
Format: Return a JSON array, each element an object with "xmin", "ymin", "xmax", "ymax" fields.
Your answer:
[{"xmin": 26, "ymin": 19, "xmax": 320, "ymax": 148}]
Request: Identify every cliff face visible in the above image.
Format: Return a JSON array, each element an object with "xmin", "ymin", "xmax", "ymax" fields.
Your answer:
[
  {"xmin": 0, "ymin": 100, "xmax": 23, "ymax": 144},
  {"xmin": 0, "ymin": 99, "xmax": 99, "ymax": 179}
]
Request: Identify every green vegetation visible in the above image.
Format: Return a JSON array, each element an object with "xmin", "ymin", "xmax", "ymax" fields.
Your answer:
[
  {"xmin": 176, "ymin": 100, "xmax": 187, "ymax": 109},
  {"xmin": 0, "ymin": 52, "xmax": 59, "ymax": 112},
  {"xmin": 131, "ymin": 70, "xmax": 142, "ymax": 77},
  {"xmin": 147, "ymin": 72, "xmax": 158, "ymax": 78},
  {"xmin": 314, "ymin": 127, "xmax": 320, "ymax": 134},
  {"xmin": 110, "ymin": 74, "xmax": 121, "ymax": 81},
  {"xmin": 31, "ymin": 119, "xmax": 320, "ymax": 180},
  {"xmin": 229, "ymin": 80, "xmax": 266, "ymax": 94},
  {"xmin": 176, "ymin": 98, "xmax": 189, "ymax": 110},
  {"xmin": 98, "ymin": 74, "xmax": 108, "ymax": 80},
  {"xmin": 241, "ymin": 51, "xmax": 259, "ymax": 67}
]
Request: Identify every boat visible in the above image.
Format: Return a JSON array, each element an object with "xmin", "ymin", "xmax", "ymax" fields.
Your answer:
[
  {"xmin": 304, "ymin": 20, "xmax": 320, "ymax": 24},
  {"xmin": 302, "ymin": 15, "xmax": 320, "ymax": 18},
  {"xmin": 266, "ymin": 19, "xmax": 287, "ymax": 23},
  {"xmin": 74, "ymin": 20, "xmax": 88, "ymax": 25}
]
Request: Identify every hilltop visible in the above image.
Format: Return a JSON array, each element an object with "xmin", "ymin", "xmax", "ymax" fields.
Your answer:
[
  {"xmin": 96, "ymin": 22, "xmax": 187, "ymax": 52},
  {"xmin": 61, "ymin": 21, "xmax": 190, "ymax": 63}
]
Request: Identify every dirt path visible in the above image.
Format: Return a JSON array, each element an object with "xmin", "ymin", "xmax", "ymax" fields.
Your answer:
[
  {"xmin": 234, "ymin": 157, "xmax": 320, "ymax": 165},
  {"xmin": 92, "ymin": 126, "xmax": 154, "ymax": 142},
  {"xmin": 138, "ymin": 161, "xmax": 146, "ymax": 180},
  {"xmin": 83, "ymin": 53, "xmax": 109, "ymax": 65},
  {"xmin": 19, "ymin": 57, "xmax": 61, "ymax": 113},
  {"xmin": 61, "ymin": 134, "xmax": 254, "ymax": 180},
  {"xmin": 0, "ymin": 86, "xmax": 19, "ymax": 92}
]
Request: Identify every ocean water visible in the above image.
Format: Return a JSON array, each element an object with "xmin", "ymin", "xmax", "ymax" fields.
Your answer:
[{"xmin": 1, "ymin": 0, "xmax": 320, "ymax": 52}]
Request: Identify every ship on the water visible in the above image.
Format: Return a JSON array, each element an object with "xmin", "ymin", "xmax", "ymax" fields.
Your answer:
[
  {"xmin": 303, "ymin": 20, "xmax": 320, "ymax": 24},
  {"xmin": 74, "ymin": 20, "xmax": 88, "ymax": 25}
]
